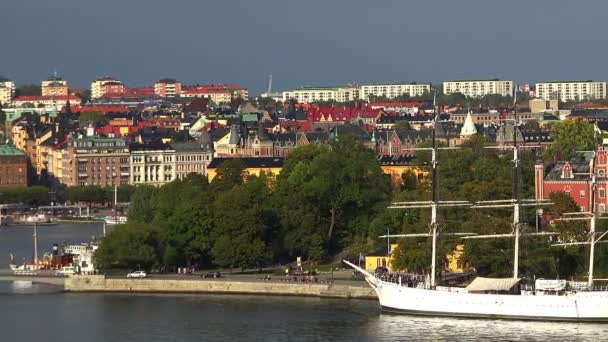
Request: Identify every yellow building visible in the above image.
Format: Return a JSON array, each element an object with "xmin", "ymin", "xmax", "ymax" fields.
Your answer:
[
  {"xmin": 365, "ymin": 244, "xmax": 398, "ymax": 272},
  {"xmin": 380, "ymin": 164, "xmax": 428, "ymax": 189},
  {"xmin": 446, "ymin": 244, "xmax": 467, "ymax": 273},
  {"xmin": 206, "ymin": 157, "xmax": 283, "ymax": 182}
]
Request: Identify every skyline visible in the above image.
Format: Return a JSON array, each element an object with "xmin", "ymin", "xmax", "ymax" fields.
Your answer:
[{"xmin": 2, "ymin": 0, "xmax": 608, "ymax": 93}]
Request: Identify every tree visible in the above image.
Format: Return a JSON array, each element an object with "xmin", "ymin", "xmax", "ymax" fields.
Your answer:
[
  {"xmin": 211, "ymin": 176, "xmax": 275, "ymax": 269},
  {"xmin": 210, "ymin": 158, "xmax": 246, "ymax": 192},
  {"xmin": 66, "ymin": 186, "xmax": 107, "ymax": 205},
  {"xmin": 16, "ymin": 84, "xmax": 41, "ymax": 97},
  {"xmin": 275, "ymin": 137, "xmax": 391, "ymax": 259},
  {"xmin": 79, "ymin": 111, "xmax": 107, "ymax": 127},
  {"xmin": 546, "ymin": 120, "xmax": 600, "ymax": 160},
  {"xmin": 128, "ymin": 185, "xmax": 158, "ymax": 223},
  {"xmin": 94, "ymin": 222, "xmax": 162, "ymax": 270}
]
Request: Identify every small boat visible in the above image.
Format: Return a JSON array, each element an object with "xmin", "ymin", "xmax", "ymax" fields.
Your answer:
[{"xmin": 104, "ymin": 216, "xmax": 127, "ymax": 225}]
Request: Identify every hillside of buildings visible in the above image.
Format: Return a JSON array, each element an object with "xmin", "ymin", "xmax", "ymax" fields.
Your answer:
[{"xmin": 2, "ymin": 76, "xmax": 608, "ymax": 278}]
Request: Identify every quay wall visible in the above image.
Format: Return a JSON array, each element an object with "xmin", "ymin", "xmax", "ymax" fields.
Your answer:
[{"xmin": 65, "ymin": 275, "xmax": 377, "ymax": 300}]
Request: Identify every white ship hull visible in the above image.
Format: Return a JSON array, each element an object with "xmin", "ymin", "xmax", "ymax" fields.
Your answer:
[
  {"xmin": 347, "ymin": 262, "xmax": 608, "ymax": 322},
  {"xmin": 374, "ymin": 281, "xmax": 608, "ymax": 322}
]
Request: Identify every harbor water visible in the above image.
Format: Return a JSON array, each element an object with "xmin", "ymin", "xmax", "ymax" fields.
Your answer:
[{"xmin": 1, "ymin": 224, "xmax": 607, "ymax": 341}]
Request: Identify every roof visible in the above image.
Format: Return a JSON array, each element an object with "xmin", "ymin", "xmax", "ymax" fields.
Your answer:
[
  {"xmin": 207, "ymin": 157, "xmax": 284, "ymax": 169},
  {"xmin": 445, "ymin": 79, "xmax": 504, "ymax": 83},
  {"xmin": 545, "ymin": 157, "xmax": 591, "ymax": 182},
  {"xmin": 377, "ymin": 155, "xmax": 416, "ymax": 165},
  {"xmin": 538, "ymin": 80, "xmax": 597, "ymax": 84},
  {"xmin": 0, "ymin": 145, "xmax": 25, "ymax": 157},
  {"xmin": 465, "ymin": 277, "xmax": 520, "ymax": 292},
  {"xmin": 14, "ymin": 95, "xmax": 80, "ymax": 102}
]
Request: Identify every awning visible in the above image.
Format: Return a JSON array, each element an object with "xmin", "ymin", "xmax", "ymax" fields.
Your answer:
[{"xmin": 465, "ymin": 277, "xmax": 521, "ymax": 292}]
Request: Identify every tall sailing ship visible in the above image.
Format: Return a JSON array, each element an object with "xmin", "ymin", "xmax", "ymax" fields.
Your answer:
[{"xmin": 345, "ymin": 94, "xmax": 608, "ymax": 322}]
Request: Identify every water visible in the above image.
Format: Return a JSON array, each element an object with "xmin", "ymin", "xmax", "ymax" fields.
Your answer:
[
  {"xmin": 0, "ymin": 222, "xmax": 109, "ymax": 268},
  {"xmin": 1, "ymin": 225, "xmax": 607, "ymax": 341}
]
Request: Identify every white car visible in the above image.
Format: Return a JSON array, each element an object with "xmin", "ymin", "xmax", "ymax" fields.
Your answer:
[{"xmin": 126, "ymin": 271, "xmax": 147, "ymax": 278}]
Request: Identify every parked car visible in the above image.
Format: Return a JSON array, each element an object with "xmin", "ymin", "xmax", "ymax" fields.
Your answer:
[
  {"xmin": 201, "ymin": 272, "xmax": 221, "ymax": 278},
  {"xmin": 55, "ymin": 266, "xmax": 77, "ymax": 276},
  {"xmin": 127, "ymin": 271, "xmax": 147, "ymax": 278}
]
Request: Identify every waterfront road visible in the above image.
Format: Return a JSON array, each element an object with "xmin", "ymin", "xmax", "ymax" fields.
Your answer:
[{"xmin": 0, "ymin": 269, "xmax": 367, "ymax": 288}]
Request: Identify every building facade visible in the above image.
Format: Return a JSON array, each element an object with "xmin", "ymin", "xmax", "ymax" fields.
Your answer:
[
  {"xmin": 91, "ymin": 77, "xmax": 124, "ymax": 98},
  {"xmin": 535, "ymin": 81, "xmax": 607, "ymax": 101},
  {"xmin": 359, "ymin": 83, "xmax": 431, "ymax": 100},
  {"xmin": 180, "ymin": 84, "xmax": 248, "ymax": 103},
  {"xmin": 282, "ymin": 86, "xmax": 360, "ymax": 103},
  {"xmin": 41, "ymin": 76, "xmax": 69, "ymax": 97},
  {"xmin": 0, "ymin": 79, "xmax": 15, "ymax": 106},
  {"xmin": 0, "ymin": 145, "xmax": 27, "ymax": 187},
  {"xmin": 13, "ymin": 95, "xmax": 81, "ymax": 110},
  {"xmin": 60, "ymin": 137, "xmax": 130, "ymax": 187},
  {"xmin": 154, "ymin": 79, "xmax": 182, "ymax": 97},
  {"xmin": 443, "ymin": 79, "xmax": 514, "ymax": 97},
  {"xmin": 535, "ymin": 147, "xmax": 608, "ymax": 213}
]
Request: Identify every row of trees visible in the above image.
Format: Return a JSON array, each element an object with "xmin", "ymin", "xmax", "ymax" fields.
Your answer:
[
  {"xmin": 96, "ymin": 120, "xmax": 607, "ymax": 280},
  {"xmin": 95, "ymin": 137, "xmax": 391, "ymax": 271}
]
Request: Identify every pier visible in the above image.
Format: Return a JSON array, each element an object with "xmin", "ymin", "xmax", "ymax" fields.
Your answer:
[{"xmin": 0, "ymin": 271, "xmax": 377, "ymax": 300}]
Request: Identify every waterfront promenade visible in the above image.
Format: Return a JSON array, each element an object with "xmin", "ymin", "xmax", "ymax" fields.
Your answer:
[{"xmin": 0, "ymin": 270, "xmax": 377, "ymax": 300}]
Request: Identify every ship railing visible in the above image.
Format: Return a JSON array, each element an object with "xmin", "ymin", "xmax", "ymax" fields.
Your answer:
[
  {"xmin": 521, "ymin": 283, "xmax": 608, "ymax": 292},
  {"xmin": 375, "ymin": 273, "xmax": 426, "ymax": 288}
]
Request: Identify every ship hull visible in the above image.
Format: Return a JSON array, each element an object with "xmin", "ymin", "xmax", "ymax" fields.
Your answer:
[{"xmin": 374, "ymin": 281, "xmax": 608, "ymax": 322}]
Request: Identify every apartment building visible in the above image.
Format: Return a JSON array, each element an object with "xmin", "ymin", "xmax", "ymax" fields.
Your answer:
[
  {"xmin": 535, "ymin": 81, "xmax": 607, "ymax": 101},
  {"xmin": 0, "ymin": 145, "xmax": 27, "ymax": 187},
  {"xmin": 282, "ymin": 86, "xmax": 360, "ymax": 103},
  {"xmin": 0, "ymin": 79, "xmax": 16, "ymax": 106},
  {"xmin": 91, "ymin": 77, "xmax": 124, "ymax": 98},
  {"xmin": 41, "ymin": 76, "xmax": 69, "ymax": 97},
  {"xmin": 13, "ymin": 95, "xmax": 81, "ymax": 110},
  {"xmin": 359, "ymin": 83, "xmax": 431, "ymax": 100},
  {"xmin": 443, "ymin": 79, "xmax": 514, "ymax": 97},
  {"xmin": 60, "ymin": 137, "xmax": 130, "ymax": 186},
  {"xmin": 154, "ymin": 79, "xmax": 182, "ymax": 97},
  {"xmin": 180, "ymin": 84, "xmax": 248, "ymax": 103}
]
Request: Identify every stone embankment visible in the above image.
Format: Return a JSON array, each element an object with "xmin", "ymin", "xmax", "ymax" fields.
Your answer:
[{"xmin": 64, "ymin": 275, "xmax": 377, "ymax": 300}]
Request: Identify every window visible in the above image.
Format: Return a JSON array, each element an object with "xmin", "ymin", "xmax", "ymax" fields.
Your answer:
[
  {"xmin": 580, "ymin": 190, "xmax": 586, "ymax": 198},
  {"xmin": 600, "ymin": 188, "xmax": 606, "ymax": 198}
]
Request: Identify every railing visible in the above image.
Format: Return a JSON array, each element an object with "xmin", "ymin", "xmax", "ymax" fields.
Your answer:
[
  {"xmin": 375, "ymin": 273, "xmax": 427, "ymax": 288},
  {"xmin": 521, "ymin": 283, "xmax": 608, "ymax": 292}
]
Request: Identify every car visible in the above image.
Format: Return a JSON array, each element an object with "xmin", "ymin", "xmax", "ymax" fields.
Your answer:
[
  {"xmin": 201, "ymin": 272, "xmax": 221, "ymax": 278},
  {"xmin": 55, "ymin": 266, "xmax": 77, "ymax": 276},
  {"xmin": 127, "ymin": 271, "xmax": 147, "ymax": 278}
]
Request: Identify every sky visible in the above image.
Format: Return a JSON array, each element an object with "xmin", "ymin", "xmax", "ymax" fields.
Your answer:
[{"xmin": 1, "ymin": 0, "xmax": 608, "ymax": 94}]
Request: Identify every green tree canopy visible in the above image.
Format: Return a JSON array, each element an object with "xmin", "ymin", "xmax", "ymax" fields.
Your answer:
[
  {"xmin": 546, "ymin": 120, "xmax": 600, "ymax": 160},
  {"xmin": 94, "ymin": 222, "xmax": 162, "ymax": 271}
]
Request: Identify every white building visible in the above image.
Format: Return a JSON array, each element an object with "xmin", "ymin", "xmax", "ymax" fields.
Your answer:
[
  {"xmin": 359, "ymin": 83, "xmax": 431, "ymax": 100},
  {"xmin": 535, "ymin": 81, "xmax": 607, "ymax": 101},
  {"xmin": 282, "ymin": 86, "xmax": 359, "ymax": 103},
  {"xmin": 0, "ymin": 79, "xmax": 16, "ymax": 106},
  {"xmin": 443, "ymin": 79, "xmax": 514, "ymax": 97},
  {"xmin": 129, "ymin": 141, "xmax": 212, "ymax": 186},
  {"xmin": 91, "ymin": 77, "xmax": 123, "ymax": 99}
]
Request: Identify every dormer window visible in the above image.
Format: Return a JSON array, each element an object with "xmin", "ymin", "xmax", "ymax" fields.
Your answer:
[{"xmin": 561, "ymin": 162, "xmax": 574, "ymax": 179}]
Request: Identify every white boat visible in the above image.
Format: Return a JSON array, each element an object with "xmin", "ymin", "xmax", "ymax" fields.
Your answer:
[
  {"xmin": 345, "ymin": 261, "xmax": 608, "ymax": 322},
  {"xmin": 104, "ymin": 216, "xmax": 127, "ymax": 225},
  {"xmin": 105, "ymin": 186, "xmax": 127, "ymax": 225},
  {"xmin": 345, "ymin": 95, "xmax": 608, "ymax": 322}
]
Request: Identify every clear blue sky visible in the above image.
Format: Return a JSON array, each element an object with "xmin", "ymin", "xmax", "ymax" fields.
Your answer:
[{"xmin": 2, "ymin": 0, "xmax": 607, "ymax": 94}]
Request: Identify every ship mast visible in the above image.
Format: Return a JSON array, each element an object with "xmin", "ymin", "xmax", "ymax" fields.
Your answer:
[
  {"xmin": 512, "ymin": 86, "xmax": 521, "ymax": 279},
  {"xmin": 430, "ymin": 92, "xmax": 439, "ymax": 287}
]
